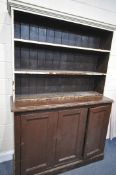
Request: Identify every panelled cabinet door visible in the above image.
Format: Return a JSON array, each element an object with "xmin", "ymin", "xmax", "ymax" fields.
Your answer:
[
  {"xmin": 20, "ymin": 111, "xmax": 58, "ymax": 175},
  {"xmin": 55, "ymin": 108, "xmax": 88, "ymax": 165},
  {"xmin": 84, "ymin": 105, "xmax": 111, "ymax": 159}
]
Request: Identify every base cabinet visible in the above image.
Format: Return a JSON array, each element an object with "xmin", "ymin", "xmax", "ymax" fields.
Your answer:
[{"xmin": 15, "ymin": 104, "xmax": 111, "ymax": 175}]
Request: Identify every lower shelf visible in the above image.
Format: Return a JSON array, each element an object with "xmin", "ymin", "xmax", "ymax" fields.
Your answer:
[
  {"xmin": 15, "ymin": 91, "xmax": 102, "ymax": 107},
  {"xmin": 16, "ymin": 91, "xmax": 101, "ymax": 99},
  {"xmin": 11, "ymin": 91, "xmax": 113, "ymax": 112}
]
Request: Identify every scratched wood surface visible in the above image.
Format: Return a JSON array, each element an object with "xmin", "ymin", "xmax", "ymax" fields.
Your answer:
[
  {"xmin": 11, "ymin": 93, "xmax": 113, "ymax": 112},
  {"xmin": 15, "ymin": 91, "xmax": 102, "ymax": 107}
]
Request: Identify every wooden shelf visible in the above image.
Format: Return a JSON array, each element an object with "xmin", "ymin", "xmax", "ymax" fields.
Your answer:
[
  {"xmin": 14, "ymin": 70, "xmax": 106, "ymax": 76},
  {"xmin": 14, "ymin": 38, "xmax": 110, "ymax": 53},
  {"xmin": 13, "ymin": 91, "xmax": 103, "ymax": 111},
  {"xmin": 11, "ymin": 91, "xmax": 113, "ymax": 113},
  {"xmin": 12, "ymin": 96, "xmax": 113, "ymax": 112}
]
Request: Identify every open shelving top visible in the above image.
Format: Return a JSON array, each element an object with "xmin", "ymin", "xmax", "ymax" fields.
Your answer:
[
  {"xmin": 14, "ymin": 38, "xmax": 110, "ymax": 53},
  {"xmin": 14, "ymin": 70, "xmax": 106, "ymax": 76},
  {"xmin": 13, "ymin": 10, "xmax": 113, "ymax": 103}
]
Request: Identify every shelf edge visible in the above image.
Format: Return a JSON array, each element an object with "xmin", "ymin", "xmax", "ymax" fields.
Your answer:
[{"xmin": 14, "ymin": 38, "xmax": 110, "ymax": 53}]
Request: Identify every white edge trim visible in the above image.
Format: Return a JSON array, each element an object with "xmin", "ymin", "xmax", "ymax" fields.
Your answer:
[
  {"xmin": 14, "ymin": 38, "xmax": 110, "ymax": 53},
  {"xmin": 11, "ymin": 8, "xmax": 15, "ymax": 101},
  {"xmin": 0, "ymin": 150, "xmax": 14, "ymax": 163},
  {"xmin": 7, "ymin": 0, "xmax": 116, "ymax": 31}
]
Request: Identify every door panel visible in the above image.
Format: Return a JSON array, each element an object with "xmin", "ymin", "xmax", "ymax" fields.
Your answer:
[
  {"xmin": 55, "ymin": 108, "xmax": 88, "ymax": 164},
  {"xmin": 84, "ymin": 105, "xmax": 111, "ymax": 159},
  {"xmin": 20, "ymin": 111, "xmax": 58, "ymax": 175}
]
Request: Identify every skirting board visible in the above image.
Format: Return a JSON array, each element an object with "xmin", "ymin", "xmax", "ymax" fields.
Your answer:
[{"xmin": 0, "ymin": 150, "xmax": 14, "ymax": 163}]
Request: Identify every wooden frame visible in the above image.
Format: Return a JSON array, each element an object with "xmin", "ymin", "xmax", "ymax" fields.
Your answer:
[{"xmin": 8, "ymin": 2, "xmax": 113, "ymax": 175}]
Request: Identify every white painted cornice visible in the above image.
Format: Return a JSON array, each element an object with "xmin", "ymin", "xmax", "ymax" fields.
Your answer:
[{"xmin": 7, "ymin": 0, "xmax": 116, "ymax": 31}]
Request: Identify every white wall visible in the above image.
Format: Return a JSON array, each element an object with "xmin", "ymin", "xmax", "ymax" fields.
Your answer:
[
  {"xmin": 104, "ymin": 31, "xmax": 116, "ymax": 139},
  {"xmin": 0, "ymin": 0, "xmax": 116, "ymax": 162},
  {"xmin": 0, "ymin": 0, "xmax": 13, "ymax": 162}
]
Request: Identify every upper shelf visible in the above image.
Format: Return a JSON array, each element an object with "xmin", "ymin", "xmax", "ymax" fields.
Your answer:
[
  {"xmin": 14, "ymin": 38, "xmax": 110, "ymax": 53},
  {"xmin": 14, "ymin": 70, "xmax": 106, "ymax": 76}
]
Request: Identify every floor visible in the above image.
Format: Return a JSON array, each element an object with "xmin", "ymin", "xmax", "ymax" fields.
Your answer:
[{"xmin": 0, "ymin": 138, "xmax": 116, "ymax": 175}]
